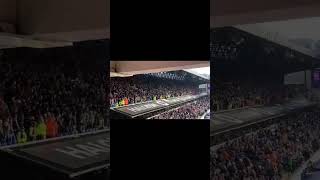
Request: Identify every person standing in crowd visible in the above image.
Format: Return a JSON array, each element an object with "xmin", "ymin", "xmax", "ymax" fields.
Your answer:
[
  {"xmin": 28, "ymin": 120, "xmax": 37, "ymax": 142},
  {"xmin": 46, "ymin": 113, "xmax": 58, "ymax": 138},
  {"xmin": 3, "ymin": 120, "xmax": 16, "ymax": 145},
  {"xmin": 17, "ymin": 128, "xmax": 27, "ymax": 144},
  {"xmin": 35, "ymin": 116, "xmax": 46, "ymax": 140}
]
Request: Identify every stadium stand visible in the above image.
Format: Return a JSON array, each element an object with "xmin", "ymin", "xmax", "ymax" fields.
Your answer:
[
  {"xmin": 211, "ymin": 109, "xmax": 320, "ymax": 180},
  {"xmin": 0, "ymin": 48, "xmax": 108, "ymax": 147},
  {"xmin": 210, "ymin": 26, "xmax": 320, "ymax": 180},
  {"xmin": 213, "ymin": 80, "xmax": 306, "ymax": 112},
  {"xmin": 110, "ymin": 73, "xmax": 202, "ymax": 107},
  {"xmin": 150, "ymin": 96, "xmax": 210, "ymax": 119},
  {"xmin": 110, "ymin": 70, "xmax": 210, "ymax": 119}
]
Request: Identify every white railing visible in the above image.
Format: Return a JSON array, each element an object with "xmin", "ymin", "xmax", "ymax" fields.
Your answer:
[{"xmin": 0, "ymin": 128, "xmax": 109, "ymax": 150}]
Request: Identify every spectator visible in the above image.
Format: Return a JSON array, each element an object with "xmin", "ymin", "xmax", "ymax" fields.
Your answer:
[
  {"xmin": 17, "ymin": 128, "xmax": 27, "ymax": 144},
  {"xmin": 46, "ymin": 113, "xmax": 59, "ymax": 138},
  {"xmin": 35, "ymin": 118, "xmax": 46, "ymax": 140}
]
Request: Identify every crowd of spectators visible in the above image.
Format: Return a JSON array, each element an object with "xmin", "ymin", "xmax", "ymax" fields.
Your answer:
[
  {"xmin": 109, "ymin": 74, "xmax": 201, "ymax": 107},
  {"xmin": 211, "ymin": 109, "xmax": 320, "ymax": 180},
  {"xmin": 0, "ymin": 59, "xmax": 107, "ymax": 146},
  {"xmin": 213, "ymin": 80, "xmax": 305, "ymax": 111},
  {"xmin": 210, "ymin": 41, "xmax": 239, "ymax": 60},
  {"xmin": 150, "ymin": 96, "xmax": 210, "ymax": 119}
]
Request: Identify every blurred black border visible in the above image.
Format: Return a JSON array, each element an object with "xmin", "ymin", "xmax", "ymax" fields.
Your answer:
[{"xmin": 111, "ymin": 0, "xmax": 209, "ymax": 60}]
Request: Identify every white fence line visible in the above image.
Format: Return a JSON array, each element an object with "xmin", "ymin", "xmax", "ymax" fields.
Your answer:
[{"xmin": 0, "ymin": 128, "xmax": 109, "ymax": 150}]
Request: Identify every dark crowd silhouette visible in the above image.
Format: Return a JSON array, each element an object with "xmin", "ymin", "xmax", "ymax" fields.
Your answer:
[
  {"xmin": 211, "ymin": 109, "xmax": 320, "ymax": 180},
  {"xmin": 0, "ymin": 55, "xmax": 107, "ymax": 146}
]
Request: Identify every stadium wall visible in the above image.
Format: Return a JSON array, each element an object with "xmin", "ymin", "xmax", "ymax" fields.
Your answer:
[{"xmin": 284, "ymin": 70, "xmax": 311, "ymax": 86}]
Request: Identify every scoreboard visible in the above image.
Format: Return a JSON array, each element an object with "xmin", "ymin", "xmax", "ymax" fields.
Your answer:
[
  {"xmin": 199, "ymin": 83, "xmax": 210, "ymax": 93},
  {"xmin": 199, "ymin": 84, "xmax": 207, "ymax": 88}
]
